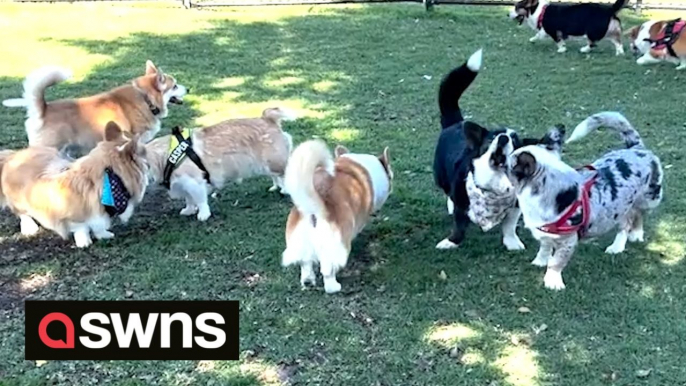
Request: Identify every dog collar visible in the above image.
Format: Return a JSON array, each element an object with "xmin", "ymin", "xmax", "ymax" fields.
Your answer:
[
  {"xmin": 537, "ymin": 5, "xmax": 547, "ymax": 30},
  {"xmin": 538, "ymin": 165, "xmax": 597, "ymax": 237},
  {"xmin": 143, "ymin": 94, "xmax": 161, "ymax": 116},
  {"xmin": 102, "ymin": 167, "xmax": 131, "ymax": 217}
]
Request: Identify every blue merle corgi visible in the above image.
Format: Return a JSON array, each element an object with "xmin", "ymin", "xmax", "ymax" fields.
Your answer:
[{"xmin": 508, "ymin": 112, "xmax": 663, "ymax": 290}]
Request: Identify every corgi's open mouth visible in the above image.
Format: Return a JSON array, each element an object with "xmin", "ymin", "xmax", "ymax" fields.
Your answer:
[{"xmin": 169, "ymin": 96, "xmax": 183, "ymax": 105}]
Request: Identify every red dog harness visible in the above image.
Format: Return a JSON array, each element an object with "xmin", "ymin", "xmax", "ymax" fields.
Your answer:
[
  {"xmin": 537, "ymin": 5, "xmax": 548, "ymax": 29},
  {"xmin": 648, "ymin": 19, "xmax": 685, "ymax": 57},
  {"xmin": 538, "ymin": 166, "xmax": 598, "ymax": 237}
]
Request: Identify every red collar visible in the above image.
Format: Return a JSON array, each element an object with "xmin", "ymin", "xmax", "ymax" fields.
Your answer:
[
  {"xmin": 537, "ymin": 5, "xmax": 547, "ymax": 29},
  {"xmin": 538, "ymin": 166, "xmax": 597, "ymax": 237}
]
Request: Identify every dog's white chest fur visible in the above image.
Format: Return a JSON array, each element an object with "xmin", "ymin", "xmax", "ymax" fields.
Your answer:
[{"xmin": 341, "ymin": 154, "xmax": 390, "ymax": 211}]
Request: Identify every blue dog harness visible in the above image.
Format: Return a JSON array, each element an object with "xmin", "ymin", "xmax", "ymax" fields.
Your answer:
[{"xmin": 101, "ymin": 167, "xmax": 131, "ymax": 217}]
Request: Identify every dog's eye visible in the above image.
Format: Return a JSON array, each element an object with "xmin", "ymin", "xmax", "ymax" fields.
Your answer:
[{"xmin": 173, "ymin": 85, "xmax": 178, "ymax": 90}]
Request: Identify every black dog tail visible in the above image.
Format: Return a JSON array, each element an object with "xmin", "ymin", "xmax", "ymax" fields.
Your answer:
[
  {"xmin": 438, "ymin": 49, "xmax": 482, "ymax": 129},
  {"xmin": 611, "ymin": 0, "xmax": 628, "ymax": 13}
]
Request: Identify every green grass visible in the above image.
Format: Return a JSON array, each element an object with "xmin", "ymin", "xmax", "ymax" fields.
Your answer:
[{"xmin": 0, "ymin": 2, "xmax": 685, "ymax": 385}]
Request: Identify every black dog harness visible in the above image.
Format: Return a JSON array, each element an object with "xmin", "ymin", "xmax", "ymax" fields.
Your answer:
[
  {"xmin": 101, "ymin": 167, "xmax": 131, "ymax": 217},
  {"xmin": 646, "ymin": 18, "xmax": 685, "ymax": 58},
  {"xmin": 162, "ymin": 126, "xmax": 212, "ymax": 189}
]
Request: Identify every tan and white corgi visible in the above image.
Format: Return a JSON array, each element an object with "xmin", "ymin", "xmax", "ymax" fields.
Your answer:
[
  {"xmin": 2, "ymin": 61, "xmax": 187, "ymax": 152},
  {"xmin": 145, "ymin": 107, "xmax": 295, "ymax": 221},
  {"xmin": 627, "ymin": 19, "xmax": 686, "ymax": 70},
  {"xmin": 281, "ymin": 140, "xmax": 393, "ymax": 294},
  {"xmin": 0, "ymin": 122, "xmax": 148, "ymax": 248}
]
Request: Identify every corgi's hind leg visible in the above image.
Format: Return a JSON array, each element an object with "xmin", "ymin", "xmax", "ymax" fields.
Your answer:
[
  {"xmin": 174, "ymin": 176, "xmax": 210, "ymax": 221},
  {"xmin": 313, "ymin": 224, "xmax": 349, "ymax": 294},
  {"xmin": 282, "ymin": 217, "xmax": 316, "ymax": 288}
]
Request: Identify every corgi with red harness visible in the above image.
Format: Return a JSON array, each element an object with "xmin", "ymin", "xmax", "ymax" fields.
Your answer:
[
  {"xmin": 627, "ymin": 18, "xmax": 686, "ymax": 70},
  {"xmin": 508, "ymin": 112, "xmax": 663, "ymax": 290}
]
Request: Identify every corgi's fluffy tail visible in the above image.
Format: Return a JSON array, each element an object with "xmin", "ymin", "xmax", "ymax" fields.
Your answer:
[
  {"xmin": 284, "ymin": 139, "xmax": 334, "ymax": 218},
  {"xmin": 567, "ymin": 112, "xmax": 643, "ymax": 149},
  {"xmin": 3, "ymin": 66, "xmax": 71, "ymax": 116},
  {"xmin": 262, "ymin": 107, "xmax": 299, "ymax": 125}
]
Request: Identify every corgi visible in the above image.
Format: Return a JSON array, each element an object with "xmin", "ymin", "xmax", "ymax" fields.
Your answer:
[
  {"xmin": 281, "ymin": 140, "xmax": 393, "ymax": 294},
  {"xmin": 145, "ymin": 107, "xmax": 295, "ymax": 221},
  {"xmin": 627, "ymin": 19, "xmax": 686, "ymax": 70},
  {"xmin": 510, "ymin": 0, "xmax": 626, "ymax": 55},
  {"xmin": 2, "ymin": 61, "xmax": 187, "ymax": 153},
  {"xmin": 509, "ymin": 112, "xmax": 663, "ymax": 290},
  {"xmin": 0, "ymin": 122, "xmax": 148, "ymax": 248}
]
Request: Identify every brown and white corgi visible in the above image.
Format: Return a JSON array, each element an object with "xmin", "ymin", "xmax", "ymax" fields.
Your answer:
[
  {"xmin": 0, "ymin": 122, "xmax": 148, "ymax": 248},
  {"xmin": 627, "ymin": 19, "xmax": 686, "ymax": 69},
  {"xmin": 2, "ymin": 61, "xmax": 187, "ymax": 153},
  {"xmin": 281, "ymin": 140, "xmax": 392, "ymax": 294},
  {"xmin": 145, "ymin": 107, "xmax": 295, "ymax": 221}
]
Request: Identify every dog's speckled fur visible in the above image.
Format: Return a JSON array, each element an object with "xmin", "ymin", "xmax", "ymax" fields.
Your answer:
[{"xmin": 510, "ymin": 112, "xmax": 663, "ymax": 290}]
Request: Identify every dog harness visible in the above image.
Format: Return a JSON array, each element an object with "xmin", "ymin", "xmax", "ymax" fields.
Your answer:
[
  {"xmin": 466, "ymin": 171, "xmax": 517, "ymax": 232},
  {"xmin": 102, "ymin": 167, "xmax": 131, "ymax": 217},
  {"xmin": 646, "ymin": 19, "xmax": 685, "ymax": 57},
  {"xmin": 162, "ymin": 126, "xmax": 212, "ymax": 189},
  {"xmin": 537, "ymin": 4, "xmax": 547, "ymax": 29},
  {"xmin": 538, "ymin": 166, "xmax": 598, "ymax": 237}
]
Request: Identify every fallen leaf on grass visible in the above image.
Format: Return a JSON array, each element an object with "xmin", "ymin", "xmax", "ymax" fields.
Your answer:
[
  {"xmin": 438, "ymin": 270, "xmax": 448, "ymax": 281},
  {"xmin": 517, "ymin": 306, "xmax": 531, "ymax": 314},
  {"xmin": 533, "ymin": 323, "xmax": 548, "ymax": 335},
  {"xmin": 636, "ymin": 368, "xmax": 652, "ymax": 378},
  {"xmin": 35, "ymin": 360, "xmax": 47, "ymax": 367}
]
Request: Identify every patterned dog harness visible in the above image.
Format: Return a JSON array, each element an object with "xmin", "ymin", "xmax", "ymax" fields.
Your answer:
[
  {"xmin": 538, "ymin": 166, "xmax": 598, "ymax": 237},
  {"xmin": 646, "ymin": 18, "xmax": 685, "ymax": 58},
  {"xmin": 466, "ymin": 171, "xmax": 517, "ymax": 232},
  {"xmin": 102, "ymin": 167, "xmax": 131, "ymax": 217},
  {"xmin": 162, "ymin": 126, "xmax": 212, "ymax": 189}
]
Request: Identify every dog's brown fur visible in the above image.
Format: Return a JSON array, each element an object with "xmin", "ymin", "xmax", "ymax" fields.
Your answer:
[
  {"xmin": 145, "ymin": 107, "xmax": 295, "ymax": 221},
  {"xmin": 281, "ymin": 140, "xmax": 392, "ymax": 293},
  {"xmin": 627, "ymin": 20, "xmax": 686, "ymax": 61},
  {"xmin": 7, "ymin": 61, "xmax": 186, "ymax": 152},
  {"xmin": 285, "ymin": 147, "xmax": 386, "ymax": 246},
  {"xmin": 0, "ymin": 122, "xmax": 148, "ymax": 246}
]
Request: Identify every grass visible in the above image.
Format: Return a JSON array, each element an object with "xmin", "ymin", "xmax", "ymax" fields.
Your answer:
[{"xmin": 0, "ymin": 2, "xmax": 685, "ymax": 385}]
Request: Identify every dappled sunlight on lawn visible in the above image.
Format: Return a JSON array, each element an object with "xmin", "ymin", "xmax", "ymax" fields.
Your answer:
[
  {"xmin": 495, "ymin": 344, "xmax": 541, "ymax": 386},
  {"xmin": 424, "ymin": 322, "xmax": 480, "ymax": 347},
  {"xmin": 328, "ymin": 128, "xmax": 361, "ymax": 142},
  {"xmin": 646, "ymin": 217, "xmax": 685, "ymax": 266},
  {"xmin": 20, "ymin": 271, "xmax": 54, "ymax": 292}
]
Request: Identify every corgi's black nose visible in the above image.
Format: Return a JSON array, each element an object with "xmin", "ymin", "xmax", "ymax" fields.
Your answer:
[{"xmin": 186, "ymin": 87, "xmax": 191, "ymax": 93}]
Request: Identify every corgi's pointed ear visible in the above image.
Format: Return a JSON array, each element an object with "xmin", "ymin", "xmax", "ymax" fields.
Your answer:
[
  {"xmin": 146, "ymin": 60, "xmax": 158, "ymax": 75},
  {"xmin": 334, "ymin": 145, "xmax": 349, "ymax": 158},
  {"xmin": 156, "ymin": 73, "xmax": 167, "ymax": 91},
  {"xmin": 104, "ymin": 121, "xmax": 123, "ymax": 142},
  {"xmin": 379, "ymin": 147, "xmax": 390, "ymax": 167},
  {"xmin": 379, "ymin": 147, "xmax": 392, "ymax": 178}
]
